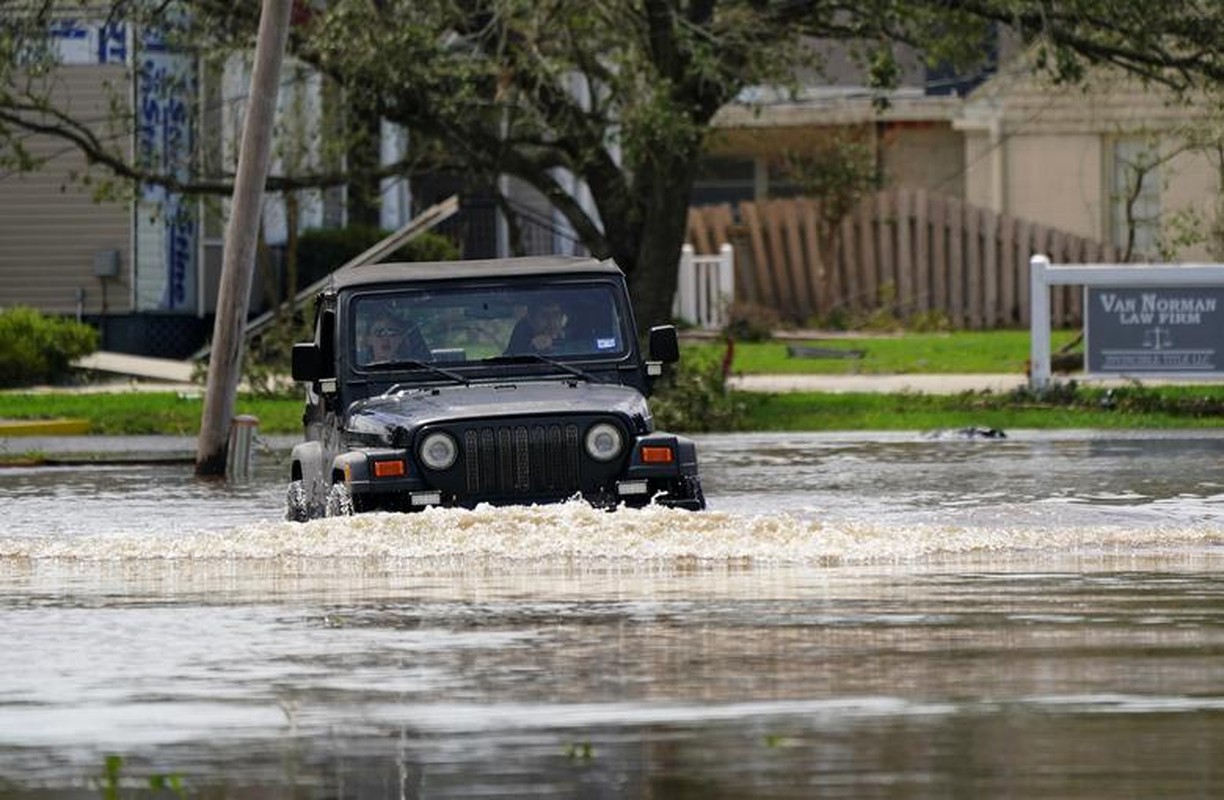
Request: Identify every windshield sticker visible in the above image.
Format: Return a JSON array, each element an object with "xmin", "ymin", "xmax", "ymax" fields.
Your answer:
[{"xmin": 596, "ymin": 337, "xmax": 617, "ymax": 350}]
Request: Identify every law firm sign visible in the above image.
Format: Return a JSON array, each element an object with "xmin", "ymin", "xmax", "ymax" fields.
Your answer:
[{"xmin": 1086, "ymin": 287, "xmax": 1224, "ymax": 373}]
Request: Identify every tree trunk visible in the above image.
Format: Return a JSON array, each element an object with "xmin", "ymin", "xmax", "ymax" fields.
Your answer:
[
  {"xmin": 346, "ymin": 88, "xmax": 381, "ymax": 228},
  {"xmin": 281, "ymin": 189, "xmax": 300, "ymax": 320},
  {"xmin": 623, "ymin": 157, "xmax": 699, "ymax": 334}
]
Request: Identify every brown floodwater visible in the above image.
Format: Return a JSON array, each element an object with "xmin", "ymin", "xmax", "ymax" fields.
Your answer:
[{"xmin": 1, "ymin": 430, "xmax": 1222, "ymax": 798}]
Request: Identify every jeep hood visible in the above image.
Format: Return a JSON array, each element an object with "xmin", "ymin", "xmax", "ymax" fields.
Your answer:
[{"xmin": 346, "ymin": 380, "xmax": 652, "ymax": 439}]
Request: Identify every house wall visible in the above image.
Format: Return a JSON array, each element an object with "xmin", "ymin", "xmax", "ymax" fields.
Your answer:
[
  {"xmin": 963, "ymin": 131, "xmax": 994, "ymax": 209},
  {"xmin": 1004, "ymin": 133, "xmax": 1103, "ymax": 242},
  {"xmin": 879, "ymin": 122, "xmax": 963, "ymax": 198},
  {"xmin": 1161, "ymin": 147, "xmax": 1218, "ymax": 261},
  {"xmin": 703, "ymin": 112, "xmax": 964, "ymax": 203},
  {"xmin": 0, "ymin": 65, "xmax": 133, "ymax": 316},
  {"xmin": 959, "ymin": 66, "xmax": 1221, "ymax": 261}
]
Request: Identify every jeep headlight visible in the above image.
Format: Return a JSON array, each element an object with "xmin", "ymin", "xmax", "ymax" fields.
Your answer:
[
  {"xmin": 419, "ymin": 432, "xmax": 458, "ymax": 470},
  {"xmin": 585, "ymin": 422, "xmax": 623, "ymax": 462}
]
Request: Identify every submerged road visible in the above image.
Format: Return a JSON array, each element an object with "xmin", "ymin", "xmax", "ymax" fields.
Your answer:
[{"xmin": 1, "ymin": 431, "xmax": 1223, "ymax": 796}]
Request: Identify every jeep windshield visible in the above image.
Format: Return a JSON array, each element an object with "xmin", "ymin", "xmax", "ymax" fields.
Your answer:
[{"xmin": 351, "ymin": 282, "xmax": 632, "ymax": 372}]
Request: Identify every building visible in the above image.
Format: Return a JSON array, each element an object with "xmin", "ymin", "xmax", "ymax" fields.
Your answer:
[{"xmin": 956, "ymin": 59, "xmax": 1220, "ymax": 262}]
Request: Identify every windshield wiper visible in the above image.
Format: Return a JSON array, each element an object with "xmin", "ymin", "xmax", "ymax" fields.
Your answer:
[
  {"xmin": 366, "ymin": 359, "xmax": 470, "ymax": 386},
  {"xmin": 482, "ymin": 353, "xmax": 600, "ymax": 383}
]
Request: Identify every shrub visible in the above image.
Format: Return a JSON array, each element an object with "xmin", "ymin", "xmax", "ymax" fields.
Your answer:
[
  {"xmin": 242, "ymin": 314, "xmax": 312, "ymax": 398},
  {"xmin": 0, "ymin": 307, "xmax": 98, "ymax": 387},
  {"xmin": 650, "ymin": 351, "xmax": 748, "ymax": 432},
  {"xmin": 722, "ymin": 301, "xmax": 780, "ymax": 342}
]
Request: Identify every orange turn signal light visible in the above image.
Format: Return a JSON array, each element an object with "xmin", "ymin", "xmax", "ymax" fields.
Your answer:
[
  {"xmin": 640, "ymin": 446, "xmax": 674, "ymax": 464},
  {"xmin": 373, "ymin": 459, "xmax": 406, "ymax": 478}
]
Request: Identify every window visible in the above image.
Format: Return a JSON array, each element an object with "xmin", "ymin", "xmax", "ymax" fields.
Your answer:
[
  {"xmin": 691, "ymin": 157, "xmax": 757, "ymax": 205},
  {"xmin": 351, "ymin": 283, "xmax": 630, "ymax": 369},
  {"xmin": 1110, "ymin": 138, "xmax": 1162, "ymax": 259}
]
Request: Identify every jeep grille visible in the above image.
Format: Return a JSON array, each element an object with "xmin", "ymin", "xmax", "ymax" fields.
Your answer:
[{"xmin": 462, "ymin": 423, "xmax": 582, "ymax": 496}]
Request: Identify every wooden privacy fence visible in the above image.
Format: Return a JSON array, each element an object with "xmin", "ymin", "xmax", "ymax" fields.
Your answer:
[{"xmin": 687, "ymin": 189, "xmax": 1121, "ymax": 328}]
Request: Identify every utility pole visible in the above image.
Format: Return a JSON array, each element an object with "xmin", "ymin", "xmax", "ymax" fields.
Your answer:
[{"xmin": 195, "ymin": 0, "xmax": 294, "ymax": 477}]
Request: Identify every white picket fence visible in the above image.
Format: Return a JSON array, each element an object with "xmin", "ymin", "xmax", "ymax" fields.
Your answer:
[{"xmin": 673, "ymin": 243, "xmax": 735, "ymax": 330}]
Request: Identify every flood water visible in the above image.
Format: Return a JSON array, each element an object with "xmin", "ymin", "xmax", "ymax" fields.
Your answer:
[{"xmin": 2, "ymin": 430, "xmax": 1223, "ymax": 798}]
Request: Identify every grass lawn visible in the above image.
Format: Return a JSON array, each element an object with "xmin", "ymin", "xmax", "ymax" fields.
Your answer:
[
  {"xmin": 2, "ymin": 384, "xmax": 1221, "ymax": 437},
  {"xmin": 739, "ymin": 388, "xmax": 1224, "ymax": 431},
  {"xmin": 0, "ymin": 392, "xmax": 305, "ymax": 436},
  {"xmin": 682, "ymin": 329, "xmax": 1083, "ymax": 375},
  {"xmin": 2, "ymin": 330, "xmax": 1223, "ymax": 435}
]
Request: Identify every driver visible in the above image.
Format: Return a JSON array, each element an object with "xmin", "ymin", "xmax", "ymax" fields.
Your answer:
[
  {"xmin": 360, "ymin": 313, "xmax": 428, "ymax": 365},
  {"xmin": 506, "ymin": 299, "xmax": 567, "ymax": 354}
]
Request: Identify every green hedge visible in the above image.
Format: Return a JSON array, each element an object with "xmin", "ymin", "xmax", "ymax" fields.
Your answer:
[{"xmin": 0, "ymin": 307, "xmax": 98, "ymax": 387}]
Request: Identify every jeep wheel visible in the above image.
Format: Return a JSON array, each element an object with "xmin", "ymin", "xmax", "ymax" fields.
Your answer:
[
  {"xmin": 662, "ymin": 475, "xmax": 706, "ymax": 511},
  {"xmin": 325, "ymin": 483, "xmax": 355, "ymax": 516},
  {"xmin": 286, "ymin": 479, "xmax": 312, "ymax": 522},
  {"xmin": 688, "ymin": 476, "xmax": 707, "ymax": 510}
]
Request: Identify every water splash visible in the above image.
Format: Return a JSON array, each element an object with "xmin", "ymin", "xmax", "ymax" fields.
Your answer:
[{"xmin": 1, "ymin": 501, "xmax": 1220, "ymax": 566}]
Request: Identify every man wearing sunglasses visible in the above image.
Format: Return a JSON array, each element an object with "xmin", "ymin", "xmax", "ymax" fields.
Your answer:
[{"xmin": 359, "ymin": 313, "xmax": 429, "ymax": 365}]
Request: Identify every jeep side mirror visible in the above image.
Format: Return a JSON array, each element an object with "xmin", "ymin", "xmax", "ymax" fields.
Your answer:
[
  {"xmin": 648, "ymin": 325, "xmax": 680, "ymax": 363},
  {"xmin": 291, "ymin": 342, "xmax": 326, "ymax": 382}
]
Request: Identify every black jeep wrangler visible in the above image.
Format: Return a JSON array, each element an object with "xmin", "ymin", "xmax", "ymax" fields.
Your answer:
[{"xmin": 286, "ymin": 256, "xmax": 705, "ymax": 519}]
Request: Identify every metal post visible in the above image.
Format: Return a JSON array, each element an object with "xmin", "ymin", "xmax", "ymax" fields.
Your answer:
[
  {"xmin": 226, "ymin": 414, "xmax": 260, "ymax": 481},
  {"xmin": 1029, "ymin": 254, "xmax": 1051, "ymax": 391}
]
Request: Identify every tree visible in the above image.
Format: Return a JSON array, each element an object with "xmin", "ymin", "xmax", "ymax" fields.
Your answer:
[{"xmin": 7, "ymin": 1, "xmax": 1224, "ymax": 329}]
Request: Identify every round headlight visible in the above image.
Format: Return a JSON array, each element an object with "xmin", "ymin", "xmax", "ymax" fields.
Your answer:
[
  {"xmin": 585, "ymin": 422, "xmax": 623, "ymax": 462},
  {"xmin": 419, "ymin": 432, "xmax": 458, "ymax": 470}
]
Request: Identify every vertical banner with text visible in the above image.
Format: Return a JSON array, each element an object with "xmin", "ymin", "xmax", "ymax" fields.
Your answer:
[{"xmin": 134, "ymin": 18, "xmax": 198, "ymax": 313}]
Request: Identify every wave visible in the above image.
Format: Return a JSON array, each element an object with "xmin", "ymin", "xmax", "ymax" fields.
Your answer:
[{"xmin": 1, "ymin": 501, "xmax": 1221, "ymax": 566}]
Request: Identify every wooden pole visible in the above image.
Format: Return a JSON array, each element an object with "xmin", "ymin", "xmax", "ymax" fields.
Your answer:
[{"xmin": 195, "ymin": 0, "xmax": 293, "ymax": 477}]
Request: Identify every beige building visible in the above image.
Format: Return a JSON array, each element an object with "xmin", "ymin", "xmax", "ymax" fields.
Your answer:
[
  {"xmin": 702, "ymin": 88, "xmax": 966, "ymax": 204},
  {"xmin": 956, "ymin": 63, "xmax": 1221, "ymax": 261},
  {"xmin": 698, "ymin": 45, "xmax": 1222, "ymax": 269},
  {"xmin": 0, "ymin": 21, "xmax": 346, "ymax": 357},
  {"xmin": 0, "ymin": 64, "xmax": 133, "ymax": 319},
  {"xmin": 0, "ymin": 19, "xmax": 220, "ymax": 356}
]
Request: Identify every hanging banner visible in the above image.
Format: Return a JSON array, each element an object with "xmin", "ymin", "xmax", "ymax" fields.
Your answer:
[
  {"xmin": 1085, "ymin": 287, "xmax": 1224, "ymax": 373},
  {"xmin": 133, "ymin": 18, "xmax": 197, "ymax": 313}
]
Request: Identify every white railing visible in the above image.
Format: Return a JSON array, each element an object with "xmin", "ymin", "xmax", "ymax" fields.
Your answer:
[
  {"xmin": 1029, "ymin": 254, "xmax": 1224, "ymax": 389},
  {"xmin": 673, "ymin": 243, "xmax": 734, "ymax": 330}
]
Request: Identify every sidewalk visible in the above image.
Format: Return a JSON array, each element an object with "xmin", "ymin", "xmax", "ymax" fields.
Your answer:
[
  {"xmin": 728, "ymin": 372, "xmax": 1215, "ymax": 394},
  {"xmin": 728, "ymin": 373, "xmax": 1029, "ymax": 394}
]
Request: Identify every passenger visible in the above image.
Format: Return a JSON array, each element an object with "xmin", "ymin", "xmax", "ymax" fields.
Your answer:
[
  {"xmin": 360, "ymin": 314, "xmax": 429, "ymax": 365},
  {"xmin": 506, "ymin": 298, "xmax": 567, "ymax": 354}
]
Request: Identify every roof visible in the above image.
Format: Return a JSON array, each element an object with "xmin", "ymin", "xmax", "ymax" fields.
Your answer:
[
  {"xmin": 329, "ymin": 256, "xmax": 623, "ymax": 291},
  {"xmin": 713, "ymin": 88, "xmax": 963, "ymax": 128}
]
